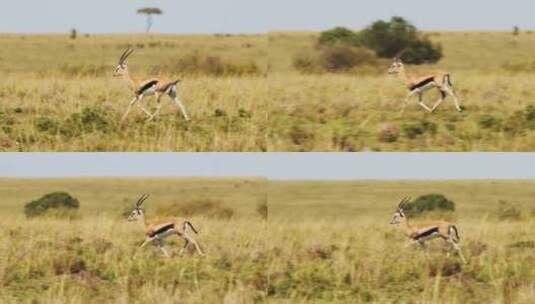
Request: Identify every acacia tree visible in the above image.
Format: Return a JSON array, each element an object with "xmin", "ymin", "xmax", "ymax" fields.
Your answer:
[{"xmin": 137, "ymin": 7, "xmax": 163, "ymax": 33}]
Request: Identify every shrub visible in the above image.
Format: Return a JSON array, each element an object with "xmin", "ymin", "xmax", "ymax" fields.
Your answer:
[
  {"xmin": 378, "ymin": 124, "xmax": 399, "ymax": 143},
  {"xmin": 318, "ymin": 27, "xmax": 361, "ymax": 47},
  {"xmin": 478, "ymin": 114, "xmax": 502, "ymax": 130},
  {"xmin": 319, "ymin": 45, "xmax": 376, "ymax": 72},
  {"xmin": 24, "ymin": 192, "xmax": 80, "ymax": 218},
  {"xmin": 358, "ymin": 17, "xmax": 442, "ymax": 64},
  {"xmin": 34, "ymin": 116, "xmax": 58, "ymax": 133},
  {"xmin": 402, "ymin": 120, "xmax": 437, "ymax": 139},
  {"xmin": 155, "ymin": 199, "xmax": 234, "ymax": 219},
  {"xmin": 257, "ymin": 200, "xmax": 268, "ymax": 220},
  {"xmin": 496, "ymin": 200, "xmax": 522, "ymax": 221},
  {"xmin": 292, "ymin": 52, "xmax": 321, "ymax": 73},
  {"xmin": 60, "ymin": 106, "xmax": 110, "ymax": 137},
  {"xmin": 524, "ymin": 104, "xmax": 535, "ymax": 129},
  {"xmin": 403, "ymin": 194, "xmax": 455, "ymax": 216}
]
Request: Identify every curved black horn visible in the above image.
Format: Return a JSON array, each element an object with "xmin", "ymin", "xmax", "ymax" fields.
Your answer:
[
  {"xmin": 119, "ymin": 47, "xmax": 134, "ymax": 64},
  {"xmin": 398, "ymin": 197, "xmax": 410, "ymax": 208},
  {"xmin": 135, "ymin": 194, "xmax": 149, "ymax": 207}
]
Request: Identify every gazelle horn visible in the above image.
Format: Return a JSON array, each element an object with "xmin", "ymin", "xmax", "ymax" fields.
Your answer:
[
  {"xmin": 119, "ymin": 47, "xmax": 134, "ymax": 64},
  {"xmin": 136, "ymin": 194, "xmax": 149, "ymax": 207}
]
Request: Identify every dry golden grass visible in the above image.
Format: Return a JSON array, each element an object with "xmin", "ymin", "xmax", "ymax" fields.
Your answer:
[
  {"xmin": 0, "ymin": 177, "xmax": 268, "ymax": 303},
  {"xmin": 267, "ymin": 180, "xmax": 535, "ymax": 302},
  {"xmin": 2, "ymin": 178, "xmax": 535, "ymax": 302},
  {"xmin": 4, "ymin": 31, "xmax": 535, "ymax": 150}
]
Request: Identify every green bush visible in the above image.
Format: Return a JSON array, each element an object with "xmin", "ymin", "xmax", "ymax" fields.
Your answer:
[
  {"xmin": 401, "ymin": 120, "xmax": 437, "ymax": 139},
  {"xmin": 318, "ymin": 27, "xmax": 361, "ymax": 47},
  {"xmin": 358, "ymin": 17, "xmax": 442, "ymax": 64},
  {"xmin": 24, "ymin": 192, "xmax": 80, "ymax": 218},
  {"xmin": 403, "ymin": 194, "xmax": 455, "ymax": 216},
  {"xmin": 478, "ymin": 114, "xmax": 502, "ymax": 130},
  {"xmin": 34, "ymin": 116, "xmax": 58, "ymax": 133},
  {"xmin": 524, "ymin": 104, "xmax": 535, "ymax": 129}
]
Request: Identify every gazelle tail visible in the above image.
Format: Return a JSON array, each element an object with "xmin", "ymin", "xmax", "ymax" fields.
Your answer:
[{"xmin": 449, "ymin": 225, "xmax": 460, "ymax": 243}]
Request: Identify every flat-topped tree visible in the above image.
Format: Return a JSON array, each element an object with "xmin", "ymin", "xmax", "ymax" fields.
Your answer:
[{"xmin": 137, "ymin": 7, "xmax": 163, "ymax": 33}]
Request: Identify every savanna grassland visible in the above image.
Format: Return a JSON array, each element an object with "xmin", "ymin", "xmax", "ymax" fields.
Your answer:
[
  {"xmin": 0, "ymin": 34, "xmax": 268, "ymax": 151},
  {"xmin": 4, "ymin": 31, "xmax": 535, "ymax": 151},
  {"xmin": 268, "ymin": 180, "xmax": 535, "ymax": 303},
  {"xmin": 269, "ymin": 31, "xmax": 535, "ymax": 151},
  {"xmin": 0, "ymin": 178, "xmax": 269, "ymax": 303},
  {"xmin": 2, "ymin": 178, "xmax": 535, "ymax": 303}
]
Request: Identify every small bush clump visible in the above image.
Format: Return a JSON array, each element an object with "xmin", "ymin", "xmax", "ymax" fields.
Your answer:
[
  {"xmin": 359, "ymin": 17, "xmax": 442, "ymax": 64},
  {"xmin": 319, "ymin": 45, "xmax": 376, "ymax": 72},
  {"xmin": 257, "ymin": 199, "xmax": 268, "ymax": 220},
  {"xmin": 378, "ymin": 124, "xmax": 400, "ymax": 143},
  {"xmin": 24, "ymin": 192, "xmax": 80, "ymax": 218},
  {"xmin": 317, "ymin": 17, "xmax": 442, "ymax": 65},
  {"xmin": 478, "ymin": 114, "xmax": 502, "ymax": 130},
  {"xmin": 402, "ymin": 120, "xmax": 437, "ymax": 139},
  {"xmin": 403, "ymin": 194, "xmax": 455, "ymax": 217},
  {"xmin": 34, "ymin": 116, "xmax": 58, "ymax": 133}
]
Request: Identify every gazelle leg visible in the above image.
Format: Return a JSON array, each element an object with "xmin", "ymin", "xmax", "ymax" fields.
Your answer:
[
  {"xmin": 140, "ymin": 236, "xmax": 156, "ymax": 248},
  {"xmin": 400, "ymin": 90, "xmax": 417, "ymax": 116},
  {"xmin": 148, "ymin": 94, "xmax": 163, "ymax": 121},
  {"xmin": 135, "ymin": 97, "xmax": 152, "ymax": 118},
  {"xmin": 179, "ymin": 239, "xmax": 190, "ymax": 256},
  {"xmin": 155, "ymin": 239, "xmax": 170, "ymax": 258},
  {"xmin": 184, "ymin": 234, "xmax": 204, "ymax": 256},
  {"xmin": 417, "ymin": 92, "xmax": 432, "ymax": 113},
  {"xmin": 448, "ymin": 238, "xmax": 467, "ymax": 264},
  {"xmin": 446, "ymin": 87, "xmax": 463, "ymax": 112},
  {"xmin": 168, "ymin": 86, "xmax": 190, "ymax": 121},
  {"xmin": 173, "ymin": 97, "xmax": 190, "ymax": 121},
  {"xmin": 431, "ymin": 90, "xmax": 447, "ymax": 112},
  {"xmin": 122, "ymin": 96, "xmax": 140, "ymax": 122}
]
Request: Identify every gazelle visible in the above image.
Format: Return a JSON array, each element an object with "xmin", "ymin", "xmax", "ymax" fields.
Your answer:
[
  {"xmin": 390, "ymin": 197, "xmax": 467, "ymax": 264},
  {"xmin": 127, "ymin": 194, "xmax": 204, "ymax": 257},
  {"xmin": 388, "ymin": 54, "xmax": 462, "ymax": 115},
  {"xmin": 113, "ymin": 47, "xmax": 190, "ymax": 122}
]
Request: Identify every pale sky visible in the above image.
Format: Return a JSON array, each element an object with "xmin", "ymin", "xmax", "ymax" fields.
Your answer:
[
  {"xmin": 1, "ymin": 1, "xmax": 534, "ymax": 33},
  {"xmin": 1, "ymin": 153, "xmax": 534, "ymax": 180}
]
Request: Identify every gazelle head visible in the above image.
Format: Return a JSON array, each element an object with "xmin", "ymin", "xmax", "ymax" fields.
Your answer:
[
  {"xmin": 113, "ymin": 47, "xmax": 134, "ymax": 77},
  {"xmin": 388, "ymin": 58, "xmax": 405, "ymax": 75},
  {"xmin": 390, "ymin": 197, "xmax": 410, "ymax": 224},
  {"xmin": 388, "ymin": 49, "xmax": 407, "ymax": 75},
  {"xmin": 127, "ymin": 194, "xmax": 149, "ymax": 221}
]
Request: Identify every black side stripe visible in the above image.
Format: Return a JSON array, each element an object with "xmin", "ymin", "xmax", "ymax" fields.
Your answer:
[
  {"xmin": 149, "ymin": 223, "xmax": 175, "ymax": 238},
  {"xmin": 409, "ymin": 77, "xmax": 435, "ymax": 91},
  {"xmin": 413, "ymin": 227, "xmax": 439, "ymax": 240},
  {"xmin": 136, "ymin": 80, "xmax": 159, "ymax": 95}
]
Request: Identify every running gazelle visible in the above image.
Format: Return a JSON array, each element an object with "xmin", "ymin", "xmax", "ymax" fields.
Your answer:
[
  {"xmin": 127, "ymin": 194, "xmax": 204, "ymax": 257},
  {"xmin": 390, "ymin": 197, "xmax": 467, "ymax": 264},
  {"xmin": 113, "ymin": 47, "xmax": 190, "ymax": 122},
  {"xmin": 388, "ymin": 53, "xmax": 463, "ymax": 115}
]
